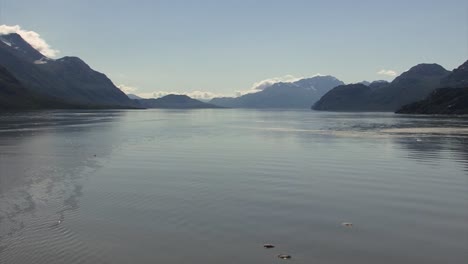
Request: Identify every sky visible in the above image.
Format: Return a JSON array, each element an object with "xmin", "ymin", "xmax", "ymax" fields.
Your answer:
[{"xmin": 1, "ymin": 0, "xmax": 467, "ymax": 99}]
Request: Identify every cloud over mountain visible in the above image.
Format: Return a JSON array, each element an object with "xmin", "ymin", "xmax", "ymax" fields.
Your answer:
[
  {"xmin": 377, "ymin": 69, "xmax": 398, "ymax": 77},
  {"xmin": 251, "ymin": 75, "xmax": 303, "ymax": 91},
  {"xmin": 149, "ymin": 91, "xmax": 221, "ymax": 100},
  {"xmin": 0, "ymin": 25, "xmax": 60, "ymax": 57},
  {"xmin": 117, "ymin": 84, "xmax": 138, "ymax": 94},
  {"xmin": 118, "ymin": 83, "xmax": 228, "ymax": 100}
]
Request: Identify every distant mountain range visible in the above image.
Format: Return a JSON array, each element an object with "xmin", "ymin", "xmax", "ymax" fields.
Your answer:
[
  {"xmin": 0, "ymin": 33, "xmax": 228, "ymax": 110},
  {"xmin": 1, "ymin": 32, "xmax": 466, "ymax": 113},
  {"xmin": 133, "ymin": 94, "xmax": 222, "ymax": 109},
  {"xmin": 313, "ymin": 63, "xmax": 454, "ymax": 112},
  {"xmin": 210, "ymin": 76, "xmax": 344, "ymax": 108},
  {"xmin": 0, "ymin": 33, "xmax": 132, "ymax": 108}
]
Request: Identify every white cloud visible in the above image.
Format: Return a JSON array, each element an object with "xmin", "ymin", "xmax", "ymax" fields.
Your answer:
[
  {"xmin": 0, "ymin": 24, "xmax": 60, "ymax": 57},
  {"xmin": 233, "ymin": 74, "xmax": 327, "ymax": 96},
  {"xmin": 126, "ymin": 90, "xmax": 227, "ymax": 100},
  {"xmin": 120, "ymin": 73, "xmax": 322, "ymax": 100},
  {"xmin": 251, "ymin": 74, "xmax": 303, "ymax": 91},
  {"xmin": 377, "ymin": 69, "xmax": 398, "ymax": 77},
  {"xmin": 226, "ymin": 75, "xmax": 306, "ymax": 97},
  {"xmin": 184, "ymin": 91, "xmax": 222, "ymax": 100},
  {"xmin": 234, "ymin": 89, "xmax": 259, "ymax": 97},
  {"xmin": 142, "ymin": 90, "xmax": 226, "ymax": 100},
  {"xmin": 117, "ymin": 84, "xmax": 138, "ymax": 94},
  {"xmin": 117, "ymin": 83, "xmax": 228, "ymax": 100}
]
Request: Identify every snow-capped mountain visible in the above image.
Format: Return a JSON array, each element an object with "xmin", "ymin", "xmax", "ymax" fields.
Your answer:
[
  {"xmin": 210, "ymin": 75, "xmax": 344, "ymax": 108},
  {"xmin": 0, "ymin": 33, "xmax": 132, "ymax": 107}
]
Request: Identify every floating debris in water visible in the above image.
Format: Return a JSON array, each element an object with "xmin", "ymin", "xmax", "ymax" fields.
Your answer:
[
  {"xmin": 341, "ymin": 222, "xmax": 353, "ymax": 227},
  {"xmin": 278, "ymin": 254, "xmax": 291, "ymax": 260},
  {"xmin": 263, "ymin": 244, "xmax": 275, "ymax": 249},
  {"xmin": 49, "ymin": 219, "xmax": 62, "ymax": 228}
]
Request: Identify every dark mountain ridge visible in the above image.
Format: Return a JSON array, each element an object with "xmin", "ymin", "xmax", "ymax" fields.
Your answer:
[
  {"xmin": 0, "ymin": 65, "xmax": 102, "ymax": 110},
  {"xmin": 0, "ymin": 65, "xmax": 43, "ymax": 109},
  {"xmin": 313, "ymin": 63, "xmax": 451, "ymax": 112},
  {"xmin": 0, "ymin": 33, "xmax": 132, "ymax": 107},
  {"xmin": 441, "ymin": 60, "xmax": 468, "ymax": 88},
  {"xmin": 396, "ymin": 87, "xmax": 468, "ymax": 115},
  {"xmin": 0, "ymin": 33, "xmax": 45, "ymax": 62},
  {"xmin": 396, "ymin": 60, "xmax": 468, "ymax": 115}
]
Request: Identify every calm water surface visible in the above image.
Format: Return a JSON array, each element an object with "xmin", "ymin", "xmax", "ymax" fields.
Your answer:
[{"xmin": 0, "ymin": 109, "xmax": 467, "ymax": 264}]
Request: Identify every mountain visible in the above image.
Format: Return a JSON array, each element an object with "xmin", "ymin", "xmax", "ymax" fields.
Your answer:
[
  {"xmin": 359, "ymin": 80, "xmax": 388, "ymax": 88},
  {"xmin": 0, "ymin": 33, "xmax": 45, "ymax": 63},
  {"xmin": 0, "ymin": 65, "xmax": 90, "ymax": 110},
  {"xmin": 441, "ymin": 60, "xmax": 468, "ymax": 87},
  {"xmin": 133, "ymin": 94, "xmax": 223, "ymax": 109},
  {"xmin": 369, "ymin": 80, "xmax": 389, "ymax": 89},
  {"xmin": 0, "ymin": 33, "xmax": 132, "ymax": 107},
  {"xmin": 396, "ymin": 60, "xmax": 468, "ymax": 115},
  {"xmin": 312, "ymin": 83, "xmax": 375, "ymax": 111},
  {"xmin": 313, "ymin": 63, "xmax": 451, "ymax": 112},
  {"xmin": 210, "ymin": 75, "xmax": 344, "ymax": 108},
  {"xmin": 0, "ymin": 65, "xmax": 43, "ymax": 109},
  {"xmin": 396, "ymin": 87, "xmax": 468, "ymax": 115},
  {"xmin": 127, "ymin": 93, "xmax": 143, "ymax": 99}
]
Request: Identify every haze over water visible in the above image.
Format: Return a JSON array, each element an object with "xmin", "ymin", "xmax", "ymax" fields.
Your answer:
[{"xmin": 0, "ymin": 109, "xmax": 467, "ymax": 264}]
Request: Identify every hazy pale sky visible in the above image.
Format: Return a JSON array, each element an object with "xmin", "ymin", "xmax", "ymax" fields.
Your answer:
[{"xmin": 1, "ymin": 0, "xmax": 467, "ymax": 98}]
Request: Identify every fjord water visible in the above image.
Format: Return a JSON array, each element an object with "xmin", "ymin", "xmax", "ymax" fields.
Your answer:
[{"xmin": 0, "ymin": 110, "xmax": 467, "ymax": 264}]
